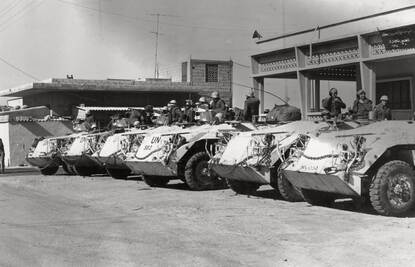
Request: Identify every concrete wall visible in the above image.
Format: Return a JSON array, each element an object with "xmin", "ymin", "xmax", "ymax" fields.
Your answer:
[
  {"xmin": 8, "ymin": 121, "xmax": 74, "ymax": 167},
  {"xmin": 190, "ymin": 60, "xmax": 233, "ymax": 104},
  {"xmin": 0, "ymin": 123, "xmax": 10, "ymax": 167},
  {"xmin": 23, "ymin": 91, "xmax": 203, "ymax": 117}
]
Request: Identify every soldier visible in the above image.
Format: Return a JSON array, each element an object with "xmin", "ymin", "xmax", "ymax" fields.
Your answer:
[
  {"xmin": 0, "ymin": 138, "xmax": 4, "ymax": 173},
  {"xmin": 373, "ymin": 95, "xmax": 392, "ymax": 121},
  {"xmin": 167, "ymin": 100, "xmax": 182, "ymax": 124},
  {"xmin": 322, "ymin": 87, "xmax": 346, "ymax": 119},
  {"xmin": 182, "ymin": 100, "xmax": 195, "ymax": 123},
  {"xmin": 244, "ymin": 91, "xmax": 260, "ymax": 122},
  {"xmin": 141, "ymin": 105, "xmax": 154, "ymax": 125},
  {"xmin": 352, "ymin": 89, "xmax": 373, "ymax": 120},
  {"xmin": 209, "ymin": 91, "xmax": 227, "ymax": 123}
]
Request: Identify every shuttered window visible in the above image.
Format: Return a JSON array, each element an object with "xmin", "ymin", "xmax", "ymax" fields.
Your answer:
[
  {"xmin": 376, "ymin": 79, "xmax": 411, "ymax": 109},
  {"xmin": 205, "ymin": 64, "xmax": 218, "ymax": 82}
]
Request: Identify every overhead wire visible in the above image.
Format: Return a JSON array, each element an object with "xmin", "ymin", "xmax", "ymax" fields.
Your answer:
[
  {"xmin": 0, "ymin": 55, "xmax": 39, "ymax": 80},
  {"xmin": 54, "ymin": 0, "xmax": 262, "ymax": 33},
  {"xmin": 0, "ymin": 0, "xmax": 44, "ymax": 32},
  {"xmin": 232, "ymin": 82, "xmax": 288, "ymax": 105}
]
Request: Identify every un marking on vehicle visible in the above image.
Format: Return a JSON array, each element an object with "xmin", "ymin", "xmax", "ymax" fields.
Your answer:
[{"xmin": 300, "ymin": 165, "xmax": 318, "ymax": 172}]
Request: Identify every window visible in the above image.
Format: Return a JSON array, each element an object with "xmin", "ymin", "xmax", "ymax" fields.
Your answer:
[
  {"xmin": 376, "ymin": 79, "xmax": 411, "ymax": 109},
  {"xmin": 205, "ymin": 64, "xmax": 218, "ymax": 82}
]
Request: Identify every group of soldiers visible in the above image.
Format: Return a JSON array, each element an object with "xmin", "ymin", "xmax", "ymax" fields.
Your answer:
[{"xmin": 322, "ymin": 87, "xmax": 392, "ymax": 121}]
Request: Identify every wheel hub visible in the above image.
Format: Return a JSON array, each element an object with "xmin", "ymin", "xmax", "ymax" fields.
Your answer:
[{"xmin": 388, "ymin": 174, "xmax": 412, "ymax": 207}]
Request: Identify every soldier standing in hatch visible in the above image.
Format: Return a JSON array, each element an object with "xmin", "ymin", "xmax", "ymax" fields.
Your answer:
[
  {"xmin": 352, "ymin": 89, "xmax": 373, "ymax": 120},
  {"xmin": 244, "ymin": 91, "xmax": 260, "ymax": 122},
  {"xmin": 373, "ymin": 95, "xmax": 392, "ymax": 120},
  {"xmin": 322, "ymin": 87, "xmax": 346, "ymax": 119},
  {"xmin": 0, "ymin": 138, "xmax": 5, "ymax": 173},
  {"xmin": 167, "ymin": 100, "xmax": 182, "ymax": 124},
  {"xmin": 210, "ymin": 91, "xmax": 227, "ymax": 123},
  {"xmin": 182, "ymin": 100, "xmax": 195, "ymax": 123}
]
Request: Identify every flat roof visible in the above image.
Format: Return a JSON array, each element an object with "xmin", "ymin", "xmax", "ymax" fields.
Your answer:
[{"xmin": 0, "ymin": 78, "xmax": 224, "ymax": 97}]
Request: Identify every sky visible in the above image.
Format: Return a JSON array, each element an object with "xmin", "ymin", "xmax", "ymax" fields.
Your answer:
[{"xmin": 0, "ymin": 0, "xmax": 414, "ymax": 109}]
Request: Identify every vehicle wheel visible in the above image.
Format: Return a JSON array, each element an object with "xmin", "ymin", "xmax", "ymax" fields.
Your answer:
[
  {"xmin": 185, "ymin": 152, "xmax": 225, "ymax": 190},
  {"xmin": 277, "ymin": 172, "xmax": 304, "ymax": 202},
  {"xmin": 62, "ymin": 162, "xmax": 75, "ymax": 175},
  {"xmin": 369, "ymin": 160, "xmax": 415, "ymax": 216},
  {"xmin": 40, "ymin": 165, "xmax": 59, "ymax": 175},
  {"xmin": 301, "ymin": 189, "xmax": 335, "ymax": 207},
  {"xmin": 74, "ymin": 166, "xmax": 93, "ymax": 177},
  {"xmin": 107, "ymin": 168, "xmax": 131, "ymax": 179},
  {"xmin": 227, "ymin": 179, "xmax": 259, "ymax": 195},
  {"xmin": 142, "ymin": 175, "xmax": 169, "ymax": 187}
]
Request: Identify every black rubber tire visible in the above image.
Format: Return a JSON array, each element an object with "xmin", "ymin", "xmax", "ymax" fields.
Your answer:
[
  {"xmin": 184, "ymin": 152, "xmax": 225, "ymax": 191},
  {"xmin": 74, "ymin": 166, "xmax": 93, "ymax": 177},
  {"xmin": 107, "ymin": 168, "xmax": 131, "ymax": 179},
  {"xmin": 301, "ymin": 189, "xmax": 335, "ymax": 207},
  {"xmin": 62, "ymin": 162, "xmax": 75, "ymax": 175},
  {"xmin": 277, "ymin": 172, "xmax": 304, "ymax": 202},
  {"xmin": 40, "ymin": 165, "xmax": 59, "ymax": 175},
  {"xmin": 142, "ymin": 175, "xmax": 170, "ymax": 187},
  {"xmin": 369, "ymin": 160, "xmax": 415, "ymax": 216},
  {"xmin": 227, "ymin": 179, "xmax": 260, "ymax": 195}
]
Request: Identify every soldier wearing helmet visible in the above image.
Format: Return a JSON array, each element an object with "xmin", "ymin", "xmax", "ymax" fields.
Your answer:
[
  {"xmin": 322, "ymin": 87, "xmax": 346, "ymax": 119},
  {"xmin": 209, "ymin": 91, "xmax": 226, "ymax": 123},
  {"xmin": 141, "ymin": 105, "xmax": 154, "ymax": 125},
  {"xmin": 373, "ymin": 95, "xmax": 392, "ymax": 120},
  {"xmin": 167, "ymin": 99, "xmax": 182, "ymax": 124},
  {"xmin": 352, "ymin": 89, "xmax": 373, "ymax": 120},
  {"xmin": 182, "ymin": 99, "xmax": 195, "ymax": 123}
]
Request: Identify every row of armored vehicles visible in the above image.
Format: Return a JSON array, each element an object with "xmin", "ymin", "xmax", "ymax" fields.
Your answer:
[{"xmin": 27, "ymin": 110, "xmax": 415, "ymax": 217}]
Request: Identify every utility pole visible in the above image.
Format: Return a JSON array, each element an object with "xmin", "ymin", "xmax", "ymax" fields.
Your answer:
[{"xmin": 148, "ymin": 13, "xmax": 179, "ymax": 79}]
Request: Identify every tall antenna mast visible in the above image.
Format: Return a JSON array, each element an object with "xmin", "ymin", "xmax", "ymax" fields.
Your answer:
[{"xmin": 148, "ymin": 13, "xmax": 179, "ymax": 79}]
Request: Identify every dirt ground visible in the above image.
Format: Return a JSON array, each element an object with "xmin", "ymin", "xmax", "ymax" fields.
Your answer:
[{"xmin": 0, "ymin": 171, "xmax": 415, "ymax": 267}]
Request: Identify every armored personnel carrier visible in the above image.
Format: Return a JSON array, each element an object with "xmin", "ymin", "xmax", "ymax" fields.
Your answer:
[
  {"xmin": 281, "ymin": 120, "xmax": 415, "ymax": 216},
  {"xmin": 94, "ymin": 125, "xmax": 180, "ymax": 179},
  {"xmin": 124, "ymin": 122, "xmax": 257, "ymax": 190},
  {"xmin": 61, "ymin": 130, "xmax": 114, "ymax": 176},
  {"xmin": 26, "ymin": 133, "xmax": 84, "ymax": 175},
  {"xmin": 211, "ymin": 120, "xmax": 344, "ymax": 200}
]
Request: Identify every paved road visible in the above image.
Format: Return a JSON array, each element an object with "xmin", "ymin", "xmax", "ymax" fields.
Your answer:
[{"xmin": 0, "ymin": 173, "xmax": 415, "ymax": 266}]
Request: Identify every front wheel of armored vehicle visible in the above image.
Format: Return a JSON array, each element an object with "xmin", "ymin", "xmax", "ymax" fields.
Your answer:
[
  {"xmin": 227, "ymin": 179, "xmax": 259, "ymax": 195},
  {"xmin": 301, "ymin": 189, "xmax": 335, "ymax": 207},
  {"xmin": 40, "ymin": 165, "xmax": 59, "ymax": 175},
  {"xmin": 369, "ymin": 160, "xmax": 415, "ymax": 216},
  {"xmin": 107, "ymin": 168, "xmax": 131, "ymax": 180},
  {"xmin": 185, "ymin": 152, "xmax": 225, "ymax": 190},
  {"xmin": 142, "ymin": 175, "xmax": 170, "ymax": 187},
  {"xmin": 277, "ymin": 172, "xmax": 303, "ymax": 202}
]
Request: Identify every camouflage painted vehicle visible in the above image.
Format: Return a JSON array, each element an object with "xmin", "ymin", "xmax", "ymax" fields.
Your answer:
[
  {"xmin": 93, "ymin": 125, "xmax": 181, "ymax": 179},
  {"xmin": 26, "ymin": 132, "xmax": 85, "ymax": 175},
  {"xmin": 61, "ymin": 130, "xmax": 114, "ymax": 176},
  {"xmin": 124, "ymin": 122, "xmax": 258, "ymax": 190},
  {"xmin": 211, "ymin": 120, "xmax": 348, "ymax": 200},
  {"xmin": 281, "ymin": 120, "xmax": 415, "ymax": 216}
]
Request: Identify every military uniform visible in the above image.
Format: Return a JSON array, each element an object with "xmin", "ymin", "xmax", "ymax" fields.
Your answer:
[
  {"xmin": 373, "ymin": 103, "xmax": 392, "ymax": 120},
  {"xmin": 244, "ymin": 96, "xmax": 260, "ymax": 121},
  {"xmin": 352, "ymin": 98, "xmax": 373, "ymax": 120},
  {"xmin": 322, "ymin": 96, "xmax": 346, "ymax": 117}
]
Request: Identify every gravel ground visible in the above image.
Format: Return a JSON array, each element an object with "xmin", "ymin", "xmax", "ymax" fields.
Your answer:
[{"xmin": 0, "ymin": 172, "xmax": 414, "ymax": 267}]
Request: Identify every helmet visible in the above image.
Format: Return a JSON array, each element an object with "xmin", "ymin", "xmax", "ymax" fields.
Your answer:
[
  {"xmin": 380, "ymin": 95, "xmax": 389, "ymax": 101},
  {"xmin": 169, "ymin": 100, "xmax": 177, "ymax": 105},
  {"xmin": 357, "ymin": 89, "xmax": 366, "ymax": 95},
  {"xmin": 185, "ymin": 99, "xmax": 192, "ymax": 106},
  {"xmin": 211, "ymin": 91, "xmax": 219, "ymax": 98},
  {"xmin": 133, "ymin": 120, "xmax": 140, "ymax": 127},
  {"xmin": 199, "ymin": 97, "xmax": 206, "ymax": 103},
  {"xmin": 145, "ymin": 105, "xmax": 153, "ymax": 112}
]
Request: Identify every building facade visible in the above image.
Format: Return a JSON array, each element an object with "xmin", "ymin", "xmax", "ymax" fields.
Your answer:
[
  {"xmin": 251, "ymin": 7, "xmax": 415, "ymax": 120},
  {"xmin": 0, "ymin": 59, "xmax": 233, "ymax": 118}
]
